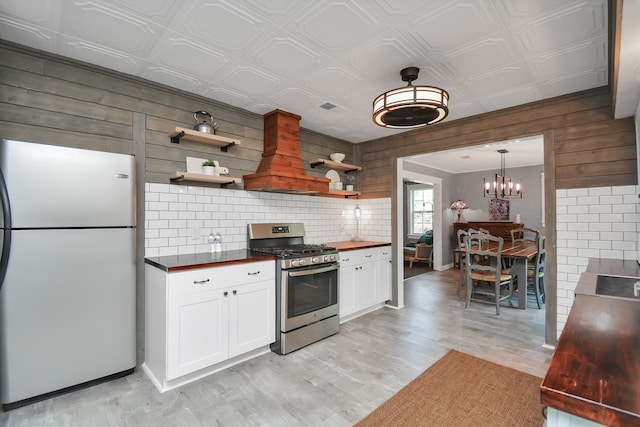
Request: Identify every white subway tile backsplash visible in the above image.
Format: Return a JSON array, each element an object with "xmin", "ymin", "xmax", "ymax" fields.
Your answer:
[
  {"xmin": 589, "ymin": 222, "xmax": 612, "ymax": 232},
  {"xmin": 145, "ymin": 184, "xmax": 392, "ymax": 258},
  {"xmin": 556, "ymin": 184, "xmax": 640, "ymax": 339},
  {"xmin": 577, "ymin": 196, "xmax": 599, "ymax": 205},
  {"xmin": 588, "ymin": 187, "xmax": 612, "ymax": 196},
  {"xmin": 613, "ymin": 204, "xmax": 636, "ymax": 214},
  {"xmin": 599, "ymin": 195, "xmax": 623, "ymax": 205},
  {"xmin": 611, "ymin": 185, "xmax": 637, "ymax": 195},
  {"xmin": 566, "ymin": 188, "xmax": 589, "ymax": 197},
  {"xmin": 567, "ymin": 205, "xmax": 589, "ymax": 214},
  {"xmin": 577, "ymin": 213, "xmax": 599, "ymax": 223},
  {"xmin": 588, "ymin": 204, "xmax": 611, "ymax": 214}
]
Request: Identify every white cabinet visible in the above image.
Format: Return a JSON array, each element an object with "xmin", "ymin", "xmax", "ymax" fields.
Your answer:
[
  {"xmin": 144, "ymin": 260, "xmax": 275, "ymax": 392},
  {"xmin": 339, "ymin": 246, "xmax": 391, "ymax": 321},
  {"xmin": 377, "ymin": 246, "xmax": 392, "ymax": 302},
  {"xmin": 168, "ymin": 283, "xmax": 228, "ymax": 379}
]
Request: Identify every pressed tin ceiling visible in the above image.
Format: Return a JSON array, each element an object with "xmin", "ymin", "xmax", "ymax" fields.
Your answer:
[{"xmin": 0, "ymin": 0, "xmax": 636, "ymax": 151}]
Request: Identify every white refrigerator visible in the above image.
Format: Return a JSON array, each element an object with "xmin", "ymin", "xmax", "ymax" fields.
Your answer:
[{"xmin": 0, "ymin": 139, "xmax": 136, "ymax": 410}]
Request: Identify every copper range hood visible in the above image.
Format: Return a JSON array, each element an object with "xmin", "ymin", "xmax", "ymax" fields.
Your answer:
[{"xmin": 243, "ymin": 109, "xmax": 330, "ymax": 194}]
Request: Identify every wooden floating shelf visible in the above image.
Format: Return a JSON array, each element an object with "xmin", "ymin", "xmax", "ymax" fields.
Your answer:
[
  {"xmin": 309, "ymin": 158, "xmax": 362, "ymax": 173},
  {"xmin": 318, "ymin": 190, "xmax": 361, "ymax": 198},
  {"xmin": 169, "ymin": 172, "xmax": 241, "ymax": 187},
  {"xmin": 168, "ymin": 127, "xmax": 241, "ymax": 152}
]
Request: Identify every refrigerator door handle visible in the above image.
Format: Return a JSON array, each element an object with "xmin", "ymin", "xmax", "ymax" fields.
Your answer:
[{"xmin": 0, "ymin": 169, "xmax": 12, "ymax": 291}]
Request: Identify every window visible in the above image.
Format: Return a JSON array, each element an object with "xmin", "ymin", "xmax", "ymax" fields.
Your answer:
[{"xmin": 408, "ymin": 185, "xmax": 434, "ymax": 235}]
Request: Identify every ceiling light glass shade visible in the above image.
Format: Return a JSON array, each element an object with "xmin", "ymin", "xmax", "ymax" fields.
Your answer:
[{"xmin": 372, "ymin": 67, "xmax": 449, "ymax": 128}]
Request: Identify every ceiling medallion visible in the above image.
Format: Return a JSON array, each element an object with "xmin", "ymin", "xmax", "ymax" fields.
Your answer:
[{"xmin": 372, "ymin": 67, "xmax": 449, "ymax": 128}]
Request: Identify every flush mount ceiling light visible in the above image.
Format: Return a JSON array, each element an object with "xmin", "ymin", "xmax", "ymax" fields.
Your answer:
[
  {"xmin": 372, "ymin": 67, "xmax": 449, "ymax": 128},
  {"xmin": 483, "ymin": 149, "xmax": 523, "ymax": 199}
]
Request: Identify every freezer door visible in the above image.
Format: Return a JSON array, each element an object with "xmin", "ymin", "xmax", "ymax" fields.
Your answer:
[
  {"xmin": 0, "ymin": 139, "xmax": 135, "ymax": 228},
  {"xmin": 0, "ymin": 228, "xmax": 136, "ymax": 404}
]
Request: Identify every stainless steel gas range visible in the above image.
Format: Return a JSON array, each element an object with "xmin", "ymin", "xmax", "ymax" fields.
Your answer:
[{"xmin": 248, "ymin": 223, "xmax": 339, "ymax": 355}]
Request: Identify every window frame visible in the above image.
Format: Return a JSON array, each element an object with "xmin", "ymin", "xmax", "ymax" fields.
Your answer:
[{"xmin": 407, "ymin": 184, "xmax": 434, "ymax": 239}]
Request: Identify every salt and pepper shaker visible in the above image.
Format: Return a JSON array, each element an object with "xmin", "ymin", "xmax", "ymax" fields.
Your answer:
[
  {"xmin": 214, "ymin": 233, "xmax": 222, "ymax": 253},
  {"xmin": 208, "ymin": 231, "xmax": 222, "ymax": 253}
]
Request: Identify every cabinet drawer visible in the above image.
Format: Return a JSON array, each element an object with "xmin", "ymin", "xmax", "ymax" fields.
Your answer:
[
  {"xmin": 212, "ymin": 261, "xmax": 275, "ymax": 287},
  {"xmin": 169, "ymin": 260, "xmax": 275, "ymax": 298},
  {"xmin": 378, "ymin": 246, "xmax": 392, "ymax": 260},
  {"xmin": 339, "ymin": 248, "xmax": 377, "ymax": 266}
]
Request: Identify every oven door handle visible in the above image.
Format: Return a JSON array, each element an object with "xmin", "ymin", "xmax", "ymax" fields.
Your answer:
[{"xmin": 288, "ymin": 264, "xmax": 338, "ymax": 277}]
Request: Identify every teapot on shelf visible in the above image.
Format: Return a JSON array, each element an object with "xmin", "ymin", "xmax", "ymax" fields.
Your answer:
[{"xmin": 193, "ymin": 111, "xmax": 219, "ymax": 135}]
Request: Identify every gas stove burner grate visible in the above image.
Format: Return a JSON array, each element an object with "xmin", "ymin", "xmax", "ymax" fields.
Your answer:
[{"xmin": 251, "ymin": 244, "xmax": 336, "ymax": 258}]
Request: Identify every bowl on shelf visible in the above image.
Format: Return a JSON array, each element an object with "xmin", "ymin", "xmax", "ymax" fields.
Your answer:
[{"xmin": 329, "ymin": 152, "xmax": 345, "ymax": 163}]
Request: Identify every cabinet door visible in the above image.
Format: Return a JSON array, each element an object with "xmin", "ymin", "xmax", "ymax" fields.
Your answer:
[
  {"xmin": 339, "ymin": 265, "xmax": 357, "ymax": 318},
  {"xmin": 228, "ymin": 280, "xmax": 275, "ymax": 358},
  {"xmin": 356, "ymin": 261, "xmax": 378, "ymax": 310},
  {"xmin": 167, "ymin": 289, "xmax": 229, "ymax": 380},
  {"xmin": 377, "ymin": 247, "xmax": 392, "ymax": 303},
  {"xmin": 376, "ymin": 258, "xmax": 392, "ymax": 303}
]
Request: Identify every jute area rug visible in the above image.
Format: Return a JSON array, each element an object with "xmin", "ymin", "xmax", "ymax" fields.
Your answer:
[{"xmin": 355, "ymin": 349, "xmax": 544, "ymax": 427}]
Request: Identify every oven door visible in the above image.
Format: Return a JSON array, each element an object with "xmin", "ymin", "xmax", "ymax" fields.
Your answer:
[{"xmin": 281, "ymin": 263, "xmax": 339, "ymax": 332}]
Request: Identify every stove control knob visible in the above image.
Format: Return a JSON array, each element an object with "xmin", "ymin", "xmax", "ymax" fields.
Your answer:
[
  {"xmin": 291, "ymin": 259, "xmax": 298, "ymax": 267},
  {"xmin": 311, "ymin": 257, "xmax": 319, "ymax": 264},
  {"xmin": 299, "ymin": 259, "xmax": 305, "ymax": 265}
]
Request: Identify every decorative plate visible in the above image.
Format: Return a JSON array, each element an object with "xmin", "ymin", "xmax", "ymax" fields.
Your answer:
[{"xmin": 325, "ymin": 169, "xmax": 340, "ymax": 183}]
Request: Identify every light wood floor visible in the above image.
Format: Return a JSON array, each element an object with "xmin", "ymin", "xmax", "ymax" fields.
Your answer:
[{"xmin": 1, "ymin": 269, "xmax": 551, "ymax": 426}]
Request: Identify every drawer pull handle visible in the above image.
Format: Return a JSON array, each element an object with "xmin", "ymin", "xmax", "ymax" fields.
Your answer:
[
  {"xmin": 193, "ymin": 279, "xmax": 210, "ymax": 284},
  {"xmin": 224, "ymin": 291, "xmax": 228, "ymax": 296},
  {"xmin": 233, "ymin": 290, "xmax": 237, "ymax": 295},
  {"xmin": 365, "ymin": 255, "xmax": 372, "ymax": 258},
  {"xmin": 248, "ymin": 271, "xmax": 260, "ymax": 276},
  {"xmin": 343, "ymin": 258, "xmax": 350, "ymax": 262}
]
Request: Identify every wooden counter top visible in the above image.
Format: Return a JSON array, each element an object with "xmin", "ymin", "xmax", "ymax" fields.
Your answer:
[
  {"xmin": 540, "ymin": 293, "xmax": 640, "ymax": 426},
  {"xmin": 145, "ymin": 249, "xmax": 276, "ymax": 272},
  {"xmin": 324, "ymin": 241, "xmax": 391, "ymax": 251}
]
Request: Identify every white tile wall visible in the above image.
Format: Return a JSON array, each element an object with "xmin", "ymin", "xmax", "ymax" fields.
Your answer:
[
  {"xmin": 144, "ymin": 183, "xmax": 392, "ymax": 257},
  {"xmin": 555, "ymin": 185, "xmax": 639, "ymax": 337}
]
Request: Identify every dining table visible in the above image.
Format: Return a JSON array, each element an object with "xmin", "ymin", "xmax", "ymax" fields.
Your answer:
[{"xmin": 457, "ymin": 239, "xmax": 539, "ymax": 309}]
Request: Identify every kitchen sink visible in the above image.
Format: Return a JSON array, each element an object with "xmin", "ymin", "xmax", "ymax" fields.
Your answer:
[{"xmin": 595, "ymin": 275, "xmax": 640, "ymax": 300}]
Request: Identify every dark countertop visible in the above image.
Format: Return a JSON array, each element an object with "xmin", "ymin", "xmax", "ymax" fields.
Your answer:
[
  {"xmin": 145, "ymin": 241, "xmax": 391, "ymax": 271},
  {"xmin": 145, "ymin": 249, "xmax": 276, "ymax": 272},
  {"xmin": 324, "ymin": 241, "xmax": 391, "ymax": 251},
  {"xmin": 541, "ymin": 258, "xmax": 640, "ymax": 426}
]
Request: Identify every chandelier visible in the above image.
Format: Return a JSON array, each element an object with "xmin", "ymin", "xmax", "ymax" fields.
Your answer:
[
  {"xmin": 372, "ymin": 67, "xmax": 449, "ymax": 128},
  {"xmin": 483, "ymin": 149, "xmax": 522, "ymax": 199}
]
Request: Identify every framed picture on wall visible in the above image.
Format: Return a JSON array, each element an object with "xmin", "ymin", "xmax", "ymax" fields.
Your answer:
[{"xmin": 489, "ymin": 198, "xmax": 509, "ymax": 220}]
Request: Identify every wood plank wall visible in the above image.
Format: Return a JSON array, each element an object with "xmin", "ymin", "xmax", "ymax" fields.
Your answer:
[
  {"xmin": 1, "ymin": 39, "xmax": 636, "ymax": 197},
  {"xmin": 0, "ymin": 41, "xmax": 354, "ymax": 187},
  {"xmin": 358, "ymin": 87, "xmax": 637, "ymax": 198}
]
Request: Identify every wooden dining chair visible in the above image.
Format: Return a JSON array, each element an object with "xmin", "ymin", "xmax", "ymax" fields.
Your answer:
[
  {"xmin": 526, "ymin": 235, "xmax": 546, "ymax": 307},
  {"xmin": 510, "ymin": 227, "xmax": 539, "ymax": 242},
  {"xmin": 456, "ymin": 228, "xmax": 478, "ymax": 296},
  {"xmin": 464, "ymin": 231, "xmax": 514, "ymax": 315}
]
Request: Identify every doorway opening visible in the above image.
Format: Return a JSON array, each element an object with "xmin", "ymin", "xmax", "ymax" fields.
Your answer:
[{"xmin": 391, "ymin": 135, "xmax": 554, "ymax": 345}]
